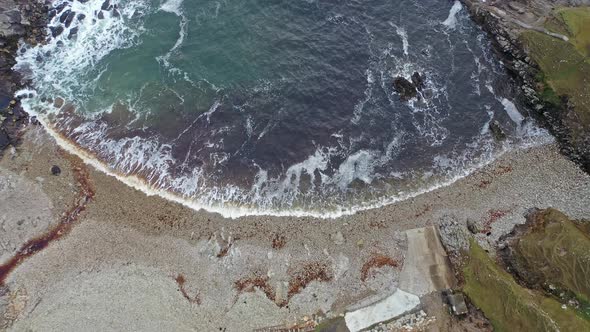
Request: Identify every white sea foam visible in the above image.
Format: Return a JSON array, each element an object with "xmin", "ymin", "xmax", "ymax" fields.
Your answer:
[
  {"xmin": 16, "ymin": 88, "xmax": 553, "ymax": 219},
  {"xmin": 15, "ymin": 0, "xmax": 148, "ymax": 105},
  {"xmin": 157, "ymin": 0, "xmax": 189, "ymax": 72},
  {"xmin": 160, "ymin": 0, "xmax": 184, "ymax": 16},
  {"xmin": 352, "ymin": 69, "xmax": 375, "ymax": 123},
  {"xmin": 13, "ymin": 0, "xmax": 555, "ymax": 219},
  {"xmin": 501, "ymin": 98, "xmax": 524, "ymax": 125},
  {"xmin": 390, "ymin": 23, "xmax": 409, "ymax": 56},
  {"xmin": 442, "ymin": 1, "xmax": 463, "ymax": 29}
]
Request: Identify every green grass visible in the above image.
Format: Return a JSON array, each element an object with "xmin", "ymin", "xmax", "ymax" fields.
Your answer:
[
  {"xmin": 521, "ymin": 28, "xmax": 590, "ymax": 127},
  {"xmin": 514, "ymin": 209, "xmax": 590, "ymax": 303},
  {"xmin": 462, "ymin": 239, "xmax": 590, "ymax": 332},
  {"xmin": 556, "ymin": 7, "xmax": 590, "ymax": 58}
]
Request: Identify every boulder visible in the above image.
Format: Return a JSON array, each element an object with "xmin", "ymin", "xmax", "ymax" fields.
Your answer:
[
  {"xmin": 489, "ymin": 120, "xmax": 507, "ymax": 141},
  {"xmin": 64, "ymin": 11, "xmax": 76, "ymax": 28},
  {"xmin": 411, "ymin": 72, "xmax": 425, "ymax": 91},
  {"xmin": 50, "ymin": 25, "xmax": 63, "ymax": 38},
  {"xmin": 68, "ymin": 27, "xmax": 78, "ymax": 39},
  {"xmin": 393, "ymin": 77, "xmax": 417, "ymax": 101},
  {"xmin": 59, "ymin": 10, "xmax": 70, "ymax": 24},
  {"xmin": 0, "ymin": 128, "xmax": 9, "ymax": 150},
  {"xmin": 101, "ymin": 0, "xmax": 112, "ymax": 11},
  {"xmin": 50, "ymin": 165, "xmax": 61, "ymax": 176},
  {"xmin": 53, "ymin": 97, "xmax": 64, "ymax": 109}
]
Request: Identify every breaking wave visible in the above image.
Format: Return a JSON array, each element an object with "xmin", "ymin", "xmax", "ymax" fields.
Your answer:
[{"xmin": 15, "ymin": 0, "xmax": 553, "ymax": 218}]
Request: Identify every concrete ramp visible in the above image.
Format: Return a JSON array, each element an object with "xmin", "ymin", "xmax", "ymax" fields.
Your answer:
[
  {"xmin": 344, "ymin": 289, "xmax": 420, "ymax": 332},
  {"xmin": 398, "ymin": 226, "xmax": 455, "ymax": 296}
]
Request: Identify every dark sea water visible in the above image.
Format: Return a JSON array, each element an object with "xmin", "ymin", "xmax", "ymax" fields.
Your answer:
[{"xmin": 15, "ymin": 0, "xmax": 550, "ymax": 217}]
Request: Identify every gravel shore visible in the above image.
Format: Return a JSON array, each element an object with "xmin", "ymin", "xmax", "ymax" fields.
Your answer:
[{"xmin": 1, "ymin": 125, "xmax": 589, "ymax": 331}]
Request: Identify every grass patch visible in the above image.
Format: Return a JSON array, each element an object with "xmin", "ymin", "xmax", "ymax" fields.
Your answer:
[
  {"xmin": 555, "ymin": 7, "xmax": 590, "ymax": 58},
  {"xmin": 521, "ymin": 29, "xmax": 590, "ymax": 126},
  {"xmin": 463, "ymin": 239, "xmax": 590, "ymax": 332},
  {"xmin": 514, "ymin": 209, "xmax": 590, "ymax": 303}
]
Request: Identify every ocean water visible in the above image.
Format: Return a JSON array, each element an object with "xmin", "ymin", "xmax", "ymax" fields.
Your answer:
[{"xmin": 15, "ymin": 0, "xmax": 551, "ymax": 217}]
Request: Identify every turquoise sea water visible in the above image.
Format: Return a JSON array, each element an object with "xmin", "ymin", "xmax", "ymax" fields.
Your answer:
[{"xmin": 15, "ymin": 0, "xmax": 550, "ymax": 216}]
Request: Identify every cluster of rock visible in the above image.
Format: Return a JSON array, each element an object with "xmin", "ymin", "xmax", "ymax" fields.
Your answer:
[
  {"xmin": 49, "ymin": 0, "xmax": 120, "ymax": 40},
  {"xmin": 0, "ymin": 0, "xmax": 47, "ymax": 152},
  {"xmin": 392, "ymin": 72, "xmax": 425, "ymax": 101}
]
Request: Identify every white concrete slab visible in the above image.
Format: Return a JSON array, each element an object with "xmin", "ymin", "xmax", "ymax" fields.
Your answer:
[{"xmin": 344, "ymin": 289, "xmax": 420, "ymax": 332}]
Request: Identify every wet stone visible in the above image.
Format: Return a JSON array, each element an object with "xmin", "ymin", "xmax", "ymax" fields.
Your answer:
[
  {"xmin": 51, "ymin": 165, "xmax": 61, "ymax": 176},
  {"xmin": 59, "ymin": 10, "xmax": 70, "ymax": 24},
  {"xmin": 50, "ymin": 25, "xmax": 64, "ymax": 38},
  {"xmin": 393, "ymin": 77, "xmax": 418, "ymax": 101}
]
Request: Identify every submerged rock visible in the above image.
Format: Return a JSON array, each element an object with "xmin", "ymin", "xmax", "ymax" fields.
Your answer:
[
  {"xmin": 68, "ymin": 27, "xmax": 78, "ymax": 40},
  {"xmin": 64, "ymin": 11, "xmax": 76, "ymax": 28},
  {"xmin": 53, "ymin": 97, "xmax": 64, "ymax": 109},
  {"xmin": 489, "ymin": 120, "xmax": 507, "ymax": 142},
  {"xmin": 411, "ymin": 71, "xmax": 425, "ymax": 91},
  {"xmin": 50, "ymin": 25, "xmax": 63, "ymax": 38},
  {"xmin": 59, "ymin": 10, "xmax": 70, "ymax": 24}
]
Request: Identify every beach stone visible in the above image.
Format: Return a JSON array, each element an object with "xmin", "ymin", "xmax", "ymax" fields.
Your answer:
[
  {"xmin": 51, "ymin": 165, "xmax": 61, "ymax": 176},
  {"xmin": 467, "ymin": 219, "xmax": 480, "ymax": 234},
  {"xmin": 0, "ymin": 129, "xmax": 9, "ymax": 149},
  {"xmin": 331, "ymin": 231, "xmax": 345, "ymax": 245},
  {"xmin": 53, "ymin": 97, "xmax": 64, "ymax": 108}
]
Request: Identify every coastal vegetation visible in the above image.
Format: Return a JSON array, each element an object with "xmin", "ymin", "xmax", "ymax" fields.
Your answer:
[
  {"xmin": 463, "ymin": 238, "xmax": 590, "ymax": 331},
  {"xmin": 521, "ymin": 7, "xmax": 590, "ymax": 130},
  {"xmin": 507, "ymin": 209, "xmax": 590, "ymax": 319}
]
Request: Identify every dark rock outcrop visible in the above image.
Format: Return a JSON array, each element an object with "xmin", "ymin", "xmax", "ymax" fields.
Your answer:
[
  {"xmin": 459, "ymin": 0, "xmax": 590, "ymax": 172},
  {"xmin": 393, "ymin": 77, "xmax": 417, "ymax": 101},
  {"xmin": 393, "ymin": 72, "xmax": 426, "ymax": 101},
  {"xmin": 0, "ymin": 0, "xmax": 48, "ymax": 155},
  {"xmin": 411, "ymin": 71, "xmax": 425, "ymax": 91},
  {"xmin": 489, "ymin": 120, "xmax": 507, "ymax": 142}
]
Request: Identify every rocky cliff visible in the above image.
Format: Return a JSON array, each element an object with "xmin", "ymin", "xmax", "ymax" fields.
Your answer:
[{"xmin": 460, "ymin": 0, "xmax": 590, "ymax": 172}]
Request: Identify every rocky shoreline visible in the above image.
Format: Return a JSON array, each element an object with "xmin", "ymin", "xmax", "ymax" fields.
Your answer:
[
  {"xmin": 459, "ymin": 0, "xmax": 590, "ymax": 172},
  {"xmin": 1, "ymin": 1, "xmax": 590, "ymax": 331},
  {"xmin": 0, "ymin": 0, "xmax": 46, "ymax": 152}
]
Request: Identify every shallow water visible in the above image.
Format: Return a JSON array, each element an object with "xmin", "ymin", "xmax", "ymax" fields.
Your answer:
[{"xmin": 15, "ymin": 0, "xmax": 551, "ymax": 217}]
